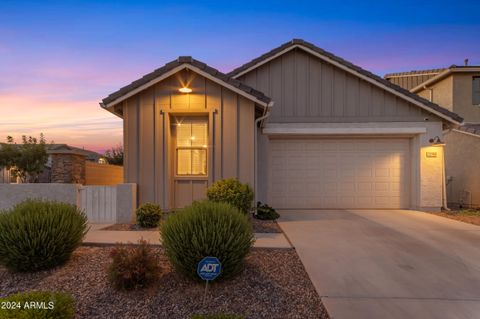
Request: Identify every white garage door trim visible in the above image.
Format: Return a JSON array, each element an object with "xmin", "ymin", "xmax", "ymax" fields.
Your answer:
[{"xmin": 268, "ymin": 137, "xmax": 411, "ymax": 209}]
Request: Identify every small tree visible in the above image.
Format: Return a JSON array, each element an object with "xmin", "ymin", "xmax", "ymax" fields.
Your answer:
[
  {"xmin": 0, "ymin": 134, "xmax": 48, "ymax": 183},
  {"xmin": 104, "ymin": 145, "xmax": 123, "ymax": 166}
]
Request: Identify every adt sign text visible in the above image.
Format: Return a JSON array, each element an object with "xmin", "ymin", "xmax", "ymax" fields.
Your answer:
[{"xmin": 197, "ymin": 257, "xmax": 222, "ymax": 281}]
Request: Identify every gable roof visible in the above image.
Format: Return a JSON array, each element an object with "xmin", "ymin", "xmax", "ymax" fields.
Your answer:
[
  {"xmin": 453, "ymin": 123, "xmax": 480, "ymax": 138},
  {"xmin": 407, "ymin": 65, "xmax": 480, "ymax": 93},
  {"xmin": 384, "ymin": 68, "xmax": 446, "ymax": 90},
  {"xmin": 228, "ymin": 39, "xmax": 464, "ymax": 125},
  {"xmin": 101, "ymin": 56, "xmax": 272, "ymax": 117}
]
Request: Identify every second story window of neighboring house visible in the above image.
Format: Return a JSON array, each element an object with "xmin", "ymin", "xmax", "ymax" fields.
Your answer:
[{"xmin": 473, "ymin": 76, "xmax": 480, "ymax": 105}]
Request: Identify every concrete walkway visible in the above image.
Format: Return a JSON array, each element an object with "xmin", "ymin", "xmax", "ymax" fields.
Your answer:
[
  {"xmin": 278, "ymin": 210, "xmax": 480, "ymax": 319},
  {"xmin": 84, "ymin": 224, "xmax": 291, "ymax": 248}
]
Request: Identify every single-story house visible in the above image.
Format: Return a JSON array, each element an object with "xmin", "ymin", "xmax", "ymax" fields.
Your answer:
[{"xmin": 100, "ymin": 39, "xmax": 463, "ymax": 211}]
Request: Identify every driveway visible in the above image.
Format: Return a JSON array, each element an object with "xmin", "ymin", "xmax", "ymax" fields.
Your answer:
[{"xmin": 278, "ymin": 210, "xmax": 480, "ymax": 319}]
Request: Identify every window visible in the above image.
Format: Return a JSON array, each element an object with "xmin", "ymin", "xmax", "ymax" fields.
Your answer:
[
  {"xmin": 473, "ymin": 76, "xmax": 480, "ymax": 105},
  {"xmin": 174, "ymin": 118, "xmax": 208, "ymax": 176}
]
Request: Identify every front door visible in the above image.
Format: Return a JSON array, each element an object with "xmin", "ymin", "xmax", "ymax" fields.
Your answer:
[{"xmin": 171, "ymin": 116, "xmax": 209, "ymax": 208}]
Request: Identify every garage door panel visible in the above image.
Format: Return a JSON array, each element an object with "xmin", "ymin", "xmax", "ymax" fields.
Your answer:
[{"xmin": 269, "ymin": 138, "xmax": 410, "ymax": 209}]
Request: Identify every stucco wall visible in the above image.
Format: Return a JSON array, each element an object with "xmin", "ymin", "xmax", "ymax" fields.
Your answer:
[
  {"xmin": 444, "ymin": 130, "xmax": 480, "ymax": 208},
  {"xmin": 0, "ymin": 183, "xmax": 137, "ymax": 223},
  {"xmin": 0, "ymin": 183, "xmax": 80, "ymax": 210},
  {"xmin": 452, "ymin": 73, "xmax": 480, "ymax": 122},
  {"xmin": 417, "ymin": 76, "xmax": 453, "ymax": 112}
]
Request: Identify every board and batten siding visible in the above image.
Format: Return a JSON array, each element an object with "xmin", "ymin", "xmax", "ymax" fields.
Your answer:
[
  {"xmin": 237, "ymin": 48, "xmax": 442, "ymax": 123},
  {"xmin": 122, "ymin": 69, "xmax": 256, "ymax": 209}
]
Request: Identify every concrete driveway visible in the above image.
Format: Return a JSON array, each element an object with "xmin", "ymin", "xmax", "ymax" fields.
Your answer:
[{"xmin": 278, "ymin": 210, "xmax": 480, "ymax": 319}]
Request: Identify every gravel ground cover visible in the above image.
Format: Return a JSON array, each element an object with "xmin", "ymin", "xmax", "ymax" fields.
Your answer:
[
  {"xmin": 102, "ymin": 217, "xmax": 283, "ymax": 234},
  {"xmin": 250, "ymin": 217, "xmax": 283, "ymax": 233},
  {"xmin": 0, "ymin": 247, "xmax": 328, "ymax": 319},
  {"xmin": 429, "ymin": 209, "xmax": 480, "ymax": 226}
]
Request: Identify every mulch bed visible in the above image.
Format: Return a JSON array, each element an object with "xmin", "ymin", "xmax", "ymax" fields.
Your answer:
[
  {"xmin": 102, "ymin": 217, "xmax": 283, "ymax": 234},
  {"xmin": 250, "ymin": 217, "xmax": 283, "ymax": 233},
  {"xmin": 429, "ymin": 210, "xmax": 480, "ymax": 226},
  {"xmin": 101, "ymin": 223, "xmax": 157, "ymax": 231},
  {"xmin": 0, "ymin": 247, "xmax": 329, "ymax": 319}
]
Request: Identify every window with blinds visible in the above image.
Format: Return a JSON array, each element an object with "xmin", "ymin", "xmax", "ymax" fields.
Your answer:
[{"xmin": 175, "ymin": 118, "xmax": 208, "ymax": 176}]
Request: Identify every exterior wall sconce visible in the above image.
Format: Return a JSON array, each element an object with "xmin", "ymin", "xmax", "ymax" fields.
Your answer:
[
  {"xmin": 179, "ymin": 87, "xmax": 192, "ymax": 93},
  {"xmin": 429, "ymin": 136, "xmax": 446, "ymax": 146}
]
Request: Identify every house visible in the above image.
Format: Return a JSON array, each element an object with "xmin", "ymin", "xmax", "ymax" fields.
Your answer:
[
  {"xmin": 101, "ymin": 39, "xmax": 463, "ymax": 211},
  {"xmin": 0, "ymin": 143, "xmax": 105, "ymax": 184},
  {"xmin": 386, "ymin": 65, "xmax": 480, "ymax": 208}
]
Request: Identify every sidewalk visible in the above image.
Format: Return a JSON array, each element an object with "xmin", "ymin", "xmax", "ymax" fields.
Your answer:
[{"xmin": 84, "ymin": 224, "xmax": 291, "ymax": 248}]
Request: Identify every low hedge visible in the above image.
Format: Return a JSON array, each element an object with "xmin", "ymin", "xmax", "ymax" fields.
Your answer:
[
  {"xmin": 136, "ymin": 202, "xmax": 162, "ymax": 228},
  {"xmin": 0, "ymin": 199, "xmax": 88, "ymax": 272},
  {"xmin": 0, "ymin": 291, "xmax": 74, "ymax": 319},
  {"xmin": 161, "ymin": 200, "xmax": 254, "ymax": 281},
  {"xmin": 206, "ymin": 178, "xmax": 254, "ymax": 214}
]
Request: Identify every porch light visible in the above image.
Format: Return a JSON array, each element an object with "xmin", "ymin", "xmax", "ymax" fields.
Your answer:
[
  {"xmin": 429, "ymin": 136, "xmax": 445, "ymax": 146},
  {"xmin": 179, "ymin": 87, "xmax": 192, "ymax": 93}
]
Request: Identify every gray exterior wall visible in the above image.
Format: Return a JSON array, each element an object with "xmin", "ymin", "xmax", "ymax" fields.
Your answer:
[
  {"xmin": 0, "ymin": 183, "xmax": 80, "ymax": 210},
  {"xmin": 122, "ymin": 69, "xmax": 256, "ymax": 209},
  {"xmin": 444, "ymin": 130, "xmax": 480, "ymax": 208},
  {"xmin": 237, "ymin": 48, "xmax": 441, "ymax": 123}
]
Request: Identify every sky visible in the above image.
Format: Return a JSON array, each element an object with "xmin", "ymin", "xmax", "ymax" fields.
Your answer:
[{"xmin": 1, "ymin": 0, "xmax": 479, "ymax": 153}]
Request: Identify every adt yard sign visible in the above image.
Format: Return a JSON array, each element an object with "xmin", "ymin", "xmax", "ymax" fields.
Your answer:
[{"xmin": 197, "ymin": 256, "xmax": 221, "ymax": 281}]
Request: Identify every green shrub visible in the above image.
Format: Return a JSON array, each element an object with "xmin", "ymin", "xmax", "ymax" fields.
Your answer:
[
  {"xmin": 206, "ymin": 178, "xmax": 254, "ymax": 214},
  {"xmin": 0, "ymin": 199, "xmax": 88, "ymax": 272},
  {"xmin": 191, "ymin": 314, "xmax": 244, "ymax": 319},
  {"xmin": 160, "ymin": 201, "xmax": 254, "ymax": 281},
  {"xmin": 254, "ymin": 202, "xmax": 280, "ymax": 220},
  {"xmin": 107, "ymin": 239, "xmax": 160, "ymax": 290},
  {"xmin": 0, "ymin": 291, "xmax": 74, "ymax": 319},
  {"xmin": 136, "ymin": 203, "xmax": 162, "ymax": 228}
]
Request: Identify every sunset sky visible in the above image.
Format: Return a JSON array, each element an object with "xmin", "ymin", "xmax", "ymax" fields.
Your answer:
[{"xmin": 1, "ymin": 0, "xmax": 479, "ymax": 154}]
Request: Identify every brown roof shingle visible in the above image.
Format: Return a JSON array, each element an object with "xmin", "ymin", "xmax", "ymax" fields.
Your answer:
[{"xmin": 101, "ymin": 56, "xmax": 271, "ymax": 107}]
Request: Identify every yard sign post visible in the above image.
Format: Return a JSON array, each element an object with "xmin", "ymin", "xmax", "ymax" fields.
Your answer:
[{"xmin": 197, "ymin": 256, "xmax": 222, "ymax": 305}]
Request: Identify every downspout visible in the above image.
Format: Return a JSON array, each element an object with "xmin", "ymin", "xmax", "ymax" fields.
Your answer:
[
  {"xmin": 441, "ymin": 144, "xmax": 450, "ymax": 211},
  {"xmin": 253, "ymin": 102, "xmax": 273, "ymax": 211},
  {"xmin": 442, "ymin": 129, "xmax": 452, "ymax": 211}
]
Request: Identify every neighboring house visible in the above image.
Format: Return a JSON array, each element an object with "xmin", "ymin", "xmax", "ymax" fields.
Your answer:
[
  {"xmin": 101, "ymin": 39, "xmax": 463, "ymax": 212},
  {"xmin": 0, "ymin": 143, "xmax": 105, "ymax": 183},
  {"xmin": 386, "ymin": 65, "xmax": 480, "ymax": 208}
]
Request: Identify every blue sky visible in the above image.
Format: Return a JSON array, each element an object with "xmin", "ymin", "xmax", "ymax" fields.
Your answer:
[{"xmin": 0, "ymin": 0, "xmax": 479, "ymax": 151}]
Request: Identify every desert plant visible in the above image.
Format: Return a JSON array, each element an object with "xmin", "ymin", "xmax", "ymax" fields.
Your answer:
[
  {"xmin": 107, "ymin": 239, "xmax": 160, "ymax": 290},
  {"xmin": 161, "ymin": 200, "xmax": 254, "ymax": 281},
  {"xmin": 206, "ymin": 178, "xmax": 254, "ymax": 214},
  {"xmin": 0, "ymin": 291, "xmax": 74, "ymax": 319},
  {"xmin": 136, "ymin": 202, "xmax": 162, "ymax": 228},
  {"xmin": 254, "ymin": 202, "xmax": 280, "ymax": 220},
  {"xmin": 191, "ymin": 314, "xmax": 244, "ymax": 319},
  {"xmin": 0, "ymin": 199, "xmax": 88, "ymax": 272}
]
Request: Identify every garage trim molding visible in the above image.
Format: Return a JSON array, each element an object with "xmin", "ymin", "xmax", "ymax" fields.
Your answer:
[{"xmin": 263, "ymin": 124, "xmax": 427, "ymax": 136}]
